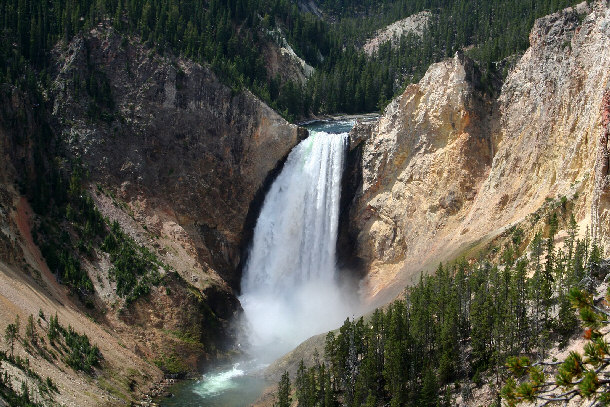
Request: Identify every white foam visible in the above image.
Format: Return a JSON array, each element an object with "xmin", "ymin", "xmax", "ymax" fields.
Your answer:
[
  {"xmin": 192, "ymin": 364, "xmax": 245, "ymax": 398},
  {"xmin": 240, "ymin": 131, "xmax": 356, "ymax": 360}
]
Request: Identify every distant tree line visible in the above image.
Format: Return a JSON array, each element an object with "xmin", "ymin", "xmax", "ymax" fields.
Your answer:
[
  {"xmin": 0, "ymin": 0, "xmax": 582, "ymax": 120},
  {"xmin": 0, "ymin": 0, "xmax": 328, "ymax": 119},
  {"xmin": 304, "ymin": 0, "xmax": 581, "ymax": 114}
]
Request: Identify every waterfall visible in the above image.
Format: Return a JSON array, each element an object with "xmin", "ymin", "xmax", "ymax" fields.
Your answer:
[{"xmin": 239, "ymin": 130, "xmax": 352, "ymax": 359}]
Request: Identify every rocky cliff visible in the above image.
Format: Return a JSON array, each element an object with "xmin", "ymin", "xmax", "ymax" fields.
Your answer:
[
  {"xmin": 51, "ymin": 26, "xmax": 305, "ymax": 290},
  {"xmin": 0, "ymin": 84, "xmax": 167, "ymax": 406},
  {"xmin": 349, "ymin": 1, "xmax": 610, "ymax": 303},
  {"xmin": 362, "ymin": 10, "xmax": 431, "ymax": 56},
  {"xmin": 0, "ymin": 24, "xmax": 304, "ymax": 405}
]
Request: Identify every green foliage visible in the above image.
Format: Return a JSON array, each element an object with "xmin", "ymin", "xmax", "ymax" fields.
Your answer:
[
  {"xmin": 21, "ymin": 132, "xmax": 162, "ymax": 304},
  {"xmin": 278, "ymin": 221, "xmax": 603, "ymax": 405},
  {"xmin": 0, "ymin": 375, "xmax": 44, "ymax": 407},
  {"xmin": 152, "ymin": 353, "xmax": 188, "ymax": 375},
  {"xmin": 304, "ymin": 0, "xmax": 581, "ymax": 115},
  {"xmin": 0, "ymin": 0, "xmax": 325, "ymax": 118},
  {"xmin": 0, "ymin": 0, "xmax": 582, "ymax": 120},
  {"xmin": 505, "ymin": 356, "xmax": 530, "ymax": 377},
  {"xmin": 101, "ymin": 221, "xmax": 163, "ymax": 303},
  {"xmin": 420, "ymin": 370, "xmax": 439, "ymax": 407},
  {"xmin": 62, "ymin": 325, "xmax": 101, "ymax": 373},
  {"xmin": 4, "ymin": 316, "xmax": 18, "ymax": 357},
  {"xmin": 579, "ymin": 370, "xmax": 599, "ymax": 398},
  {"xmin": 276, "ymin": 371, "xmax": 292, "ymax": 407},
  {"xmin": 42, "ymin": 313, "xmax": 101, "ymax": 374},
  {"xmin": 25, "ymin": 314, "xmax": 37, "ymax": 347},
  {"xmin": 0, "ymin": 347, "xmax": 59, "ymax": 405},
  {"xmin": 34, "ymin": 165, "xmax": 105, "ymax": 297},
  {"xmin": 579, "ymin": 306, "xmax": 602, "ymax": 329},
  {"xmin": 47, "ymin": 313, "xmax": 59, "ymax": 344},
  {"xmin": 504, "ymin": 283, "xmax": 610, "ymax": 404},
  {"xmin": 44, "ymin": 377, "xmax": 58, "ymax": 394}
]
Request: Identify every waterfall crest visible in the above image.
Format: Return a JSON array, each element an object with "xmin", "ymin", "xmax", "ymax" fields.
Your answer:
[{"xmin": 240, "ymin": 130, "xmax": 352, "ymax": 358}]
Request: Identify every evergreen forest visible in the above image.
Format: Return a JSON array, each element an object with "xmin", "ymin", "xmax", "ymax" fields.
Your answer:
[
  {"xmin": 274, "ymin": 208, "xmax": 609, "ymax": 406},
  {"xmin": 0, "ymin": 0, "xmax": 582, "ymax": 120}
]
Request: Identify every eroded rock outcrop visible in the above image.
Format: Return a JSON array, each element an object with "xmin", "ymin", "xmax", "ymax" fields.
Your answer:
[
  {"xmin": 0, "ymin": 84, "xmax": 168, "ymax": 406},
  {"xmin": 471, "ymin": 0, "xmax": 608, "ymax": 239},
  {"xmin": 348, "ymin": 51, "xmax": 495, "ymax": 299},
  {"xmin": 362, "ymin": 10, "xmax": 431, "ymax": 56},
  {"xmin": 350, "ymin": 1, "xmax": 610, "ymax": 303},
  {"xmin": 51, "ymin": 27, "xmax": 305, "ymax": 290},
  {"xmin": 593, "ymin": 89, "xmax": 610, "ymax": 242},
  {"xmin": 0, "ymin": 87, "xmax": 33, "ymax": 267}
]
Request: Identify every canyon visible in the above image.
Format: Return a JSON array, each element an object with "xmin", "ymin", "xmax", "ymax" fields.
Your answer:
[
  {"xmin": 0, "ymin": 0, "xmax": 609, "ymax": 405},
  {"xmin": 347, "ymin": 0, "xmax": 610, "ymax": 306},
  {"xmin": 0, "ymin": 24, "xmax": 304, "ymax": 405},
  {"xmin": 261, "ymin": 0, "xmax": 610, "ymax": 395}
]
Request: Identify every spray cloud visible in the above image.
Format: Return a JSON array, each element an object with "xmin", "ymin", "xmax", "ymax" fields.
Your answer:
[{"xmin": 239, "ymin": 130, "xmax": 359, "ymax": 362}]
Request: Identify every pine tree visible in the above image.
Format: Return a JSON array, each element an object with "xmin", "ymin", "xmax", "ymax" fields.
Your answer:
[
  {"xmin": 503, "ymin": 287, "xmax": 610, "ymax": 405},
  {"xmin": 276, "ymin": 371, "xmax": 292, "ymax": 407},
  {"xmin": 48, "ymin": 312, "xmax": 59, "ymax": 343},
  {"xmin": 25, "ymin": 314, "xmax": 37, "ymax": 346},
  {"xmin": 4, "ymin": 321, "xmax": 17, "ymax": 357},
  {"xmin": 420, "ymin": 369, "xmax": 439, "ymax": 407},
  {"xmin": 296, "ymin": 359, "xmax": 309, "ymax": 406},
  {"xmin": 323, "ymin": 363, "xmax": 336, "ymax": 406},
  {"xmin": 529, "ymin": 231, "xmax": 545, "ymax": 358}
]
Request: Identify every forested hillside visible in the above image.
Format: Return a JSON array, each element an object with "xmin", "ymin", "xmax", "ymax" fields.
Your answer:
[
  {"xmin": 0, "ymin": 0, "xmax": 581, "ymax": 120},
  {"xmin": 274, "ymin": 210, "xmax": 607, "ymax": 406}
]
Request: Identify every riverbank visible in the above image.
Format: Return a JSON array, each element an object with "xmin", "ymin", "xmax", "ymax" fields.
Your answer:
[
  {"xmin": 137, "ymin": 377, "xmax": 178, "ymax": 407},
  {"xmin": 298, "ymin": 112, "xmax": 379, "ymax": 126}
]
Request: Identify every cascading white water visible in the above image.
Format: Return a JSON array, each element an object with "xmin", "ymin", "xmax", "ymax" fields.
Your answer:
[
  {"xmin": 159, "ymin": 123, "xmax": 361, "ymax": 407},
  {"xmin": 239, "ymin": 130, "xmax": 353, "ymax": 359}
]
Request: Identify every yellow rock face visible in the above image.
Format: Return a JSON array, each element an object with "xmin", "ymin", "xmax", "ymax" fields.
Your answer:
[{"xmin": 351, "ymin": 2, "xmax": 610, "ymax": 305}]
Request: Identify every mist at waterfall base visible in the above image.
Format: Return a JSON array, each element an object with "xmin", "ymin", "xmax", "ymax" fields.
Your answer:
[
  {"xmin": 158, "ymin": 120, "xmax": 361, "ymax": 406},
  {"xmin": 239, "ymin": 124, "xmax": 361, "ymax": 362}
]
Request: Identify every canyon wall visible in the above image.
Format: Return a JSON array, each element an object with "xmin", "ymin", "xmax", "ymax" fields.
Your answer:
[
  {"xmin": 51, "ymin": 26, "xmax": 305, "ymax": 290},
  {"xmin": 0, "ymin": 25, "xmax": 304, "ymax": 405},
  {"xmin": 349, "ymin": 1, "xmax": 610, "ymax": 303},
  {"xmin": 0, "ymin": 84, "xmax": 168, "ymax": 406}
]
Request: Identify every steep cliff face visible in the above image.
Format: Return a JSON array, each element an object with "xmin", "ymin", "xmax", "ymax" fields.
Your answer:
[
  {"xmin": 0, "ymin": 87, "xmax": 32, "ymax": 268},
  {"xmin": 349, "ymin": 52, "xmax": 496, "ymax": 299},
  {"xmin": 51, "ymin": 26, "xmax": 304, "ymax": 290},
  {"xmin": 471, "ymin": 0, "xmax": 608, "ymax": 242},
  {"xmin": 0, "ymin": 24, "xmax": 305, "ymax": 405},
  {"xmin": 350, "ymin": 1, "xmax": 610, "ymax": 303},
  {"xmin": 0, "ymin": 85, "xmax": 168, "ymax": 406},
  {"xmin": 593, "ymin": 88, "xmax": 610, "ymax": 243}
]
